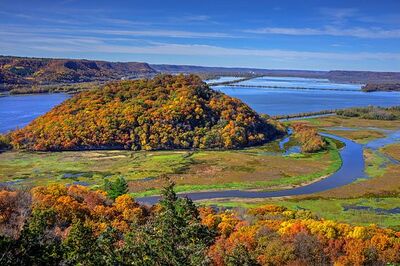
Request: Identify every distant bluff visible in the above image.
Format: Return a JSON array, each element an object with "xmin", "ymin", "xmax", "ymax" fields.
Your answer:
[
  {"xmin": 11, "ymin": 74, "xmax": 283, "ymax": 151},
  {"xmin": 0, "ymin": 55, "xmax": 156, "ymax": 86}
]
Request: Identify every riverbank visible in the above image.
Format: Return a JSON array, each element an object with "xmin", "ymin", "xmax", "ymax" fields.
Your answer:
[
  {"xmin": 0, "ymin": 132, "xmax": 341, "ymax": 193},
  {"xmin": 135, "ymin": 132, "xmax": 361, "ymax": 204}
]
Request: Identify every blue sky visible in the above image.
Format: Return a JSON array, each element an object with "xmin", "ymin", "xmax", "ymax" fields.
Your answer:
[{"xmin": 1, "ymin": 0, "xmax": 399, "ymax": 71}]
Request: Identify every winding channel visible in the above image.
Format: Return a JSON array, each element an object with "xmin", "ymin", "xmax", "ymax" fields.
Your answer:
[{"xmin": 137, "ymin": 133, "xmax": 366, "ymax": 205}]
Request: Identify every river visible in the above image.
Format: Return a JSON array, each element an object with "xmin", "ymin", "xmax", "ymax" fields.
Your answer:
[
  {"xmin": 0, "ymin": 93, "xmax": 70, "ymax": 133},
  {"xmin": 0, "ymin": 77, "xmax": 398, "ymax": 203},
  {"xmin": 136, "ymin": 133, "xmax": 366, "ymax": 204}
]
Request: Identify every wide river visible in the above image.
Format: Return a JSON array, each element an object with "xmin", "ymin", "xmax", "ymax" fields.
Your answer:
[
  {"xmin": 1, "ymin": 76, "xmax": 400, "ymax": 132},
  {"xmin": 214, "ymin": 77, "xmax": 400, "ymax": 116},
  {"xmin": 0, "ymin": 76, "xmax": 399, "ymax": 203},
  {"xmin": 0, "ymin": 93, "xmax": 70, "ymax": 133}
]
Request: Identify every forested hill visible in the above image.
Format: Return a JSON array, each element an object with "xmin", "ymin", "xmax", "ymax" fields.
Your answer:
[
  {"xmin": 11, "ymin": 74, "xmax": 283, "ymax": 151},
  {"xmin": 361, "ymin": 83, "xmax": 400, "ymax": 92},
  {"xmin": 2, "ymin": 55, "xmax": 400, "ymax": 89},
  {"xmin": 0, "ymin": 56, "xmax": 156, "ymax": 88}
]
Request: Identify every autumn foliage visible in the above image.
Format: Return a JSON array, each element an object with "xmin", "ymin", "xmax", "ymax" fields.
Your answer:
[
  {"xmin": 11, "ymin": 74, "xmax": 282, "ymax": 151},
  {"xmin": 1, "ymin": 184, "xmax": 400, "ymax": 265},
  {"xmin": 292, "ymin": 122, "xmax": 327, "ymax": 153},
  {"xmin": 205, "ymin": 205, "xmax": 400, "ymax": 265},
  {"xmin": 0, "ymin": 55, "xmax": 155, "ymax": 87}
]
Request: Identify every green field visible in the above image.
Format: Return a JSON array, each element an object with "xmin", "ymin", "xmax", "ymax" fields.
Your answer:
[{"xmin": 0, "ymin": 135, "xmax": 341, "ymax": 196}]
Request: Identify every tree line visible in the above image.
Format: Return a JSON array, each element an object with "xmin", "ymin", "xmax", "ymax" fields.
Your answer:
[{"xmin": 1, "ymin": 182, "xmax": 400, "ymax": 265}]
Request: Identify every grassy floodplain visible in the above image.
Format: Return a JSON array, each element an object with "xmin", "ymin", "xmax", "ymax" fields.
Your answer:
[
  {"xmin": 203, "ymin": 115, "xmax": 400, "ymax": 229},
  {"xmin": 0, "ymin": 135, "xmax": 341, "ymax": 197},
  {"xmin": 2, "ymin": 114, "xmax": 399, "ymax": 229}
]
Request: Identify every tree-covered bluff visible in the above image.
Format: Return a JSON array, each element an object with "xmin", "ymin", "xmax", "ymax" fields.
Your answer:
[{"xmin": 11, "ymin": 74, "xmax": 283, "ymax": 151}]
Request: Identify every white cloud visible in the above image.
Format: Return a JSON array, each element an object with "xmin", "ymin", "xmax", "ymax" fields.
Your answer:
[
  {"xmin": 245, "ymin": 26, "xmax": 400, "ymax": 38},
  {"xmin": 81, "ymin": 29, "xmax": 234, "ymax": 38},
  {"xmin": 318, "ymin": 7, "xmax": 358, "ymax": 25},
  {"xmin": 14, "ymin": 39, "xmax": 400, "ymax": 61}
]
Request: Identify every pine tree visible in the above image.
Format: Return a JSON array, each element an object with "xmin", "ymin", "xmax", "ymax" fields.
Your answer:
[
  {"xmin": 151, "ymin": 180, "xmax": 215, "ymax": 265},
  {"xmin": 104, "ymin": 177, "xmax": 128, "ymax": 200},
  {"xmin": 62, "ymin": 220, "xmax": 102, "ymax": 265},
  {"xmin": 120, "ymin": 180, "xmax": 215, "ymax": 265}
]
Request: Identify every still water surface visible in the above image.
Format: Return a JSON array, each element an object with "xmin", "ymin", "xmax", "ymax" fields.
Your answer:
[
  {"xmin": 215, "ymin": 86, "xmax": 400, "ymax": 116},
  {"xmin": 0, "ymin": 93, "xmax": 70, "ymax": 133}
]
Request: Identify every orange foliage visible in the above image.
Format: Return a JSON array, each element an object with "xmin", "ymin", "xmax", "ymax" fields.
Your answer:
[
  {"xmin": 1, "ymin": 185, "xmax": 400, "ymax": 265},
  {"xmin": 11, "ymin": 74, "xmax": 282, "ymax": 151},
  {"xmin": 292, "ymin": 122, "xmax": 326, "ymax": 153},
  {"xmin": 30, "ymin": 184, "xmax": 146, "ymax": 235},
  {"xmin": 205, "ymin": 205, "xmax": 400, "ymax": 265}
]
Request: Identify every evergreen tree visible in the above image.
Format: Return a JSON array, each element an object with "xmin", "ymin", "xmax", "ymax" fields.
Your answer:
[
  {"xmin": 151, "ymin": 181, "xmax": 215, "ymax": 265},
  {"xmin": 16, "ymin": 209, "xmax": 62, "ymax": 265},
  {"xmin": 104, "ymin": 177, "xmax": 129, "ymax": 200},
  {"xmin": 120, "ymin": 181, "xmax": 215, "ymax": 265},
  {"xmin": 62, "ymin": 220, "xmax": 102, "ymax": 265}
]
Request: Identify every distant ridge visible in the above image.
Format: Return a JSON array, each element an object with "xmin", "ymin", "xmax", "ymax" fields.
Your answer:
[
  {"xmin": 2, "ymin": 55, "xmax": 400, "ymax": 91},
  {"xmin": 0, "ymin": 55, "xmax": 156, "ymax": 88},
  {"xmin": 152, "ymin": 64, "xmax": 400, "ymax": 83}
]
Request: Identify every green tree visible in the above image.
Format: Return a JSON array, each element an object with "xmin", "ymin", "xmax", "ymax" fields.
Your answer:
[
  {"xmin": 16, "ymin": 209, "xmax": 62, "ymax": 265},
  {"xmin": 104, "ymin": 177, "xmax": 128, "ymax": 200},
  {"xmin": 62, "ymin": 220, "xmax": 102, "ymax": 265},
  {"xmin": 225, "ymin": 244, "xmax": 258, "ymax": 266},
  {"xmin": 0, "ymin": 235, "xmax": 17, "ymax": 265},
  {"xmin": 121, "ymin": 181, "xmax": 215, "ymax": 265},
  {"xmin": 151, "ymin": 181, "xmax": 215, "ymax": 265}
]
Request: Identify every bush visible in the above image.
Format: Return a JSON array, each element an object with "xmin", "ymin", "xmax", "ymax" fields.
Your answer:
[
  {"xmin": 292, "ymin": 123, "xmax": 326, "ymax": 153},
  {"xmin": 0, "ymin": 134, "xmax": 12, "ymax": 151}
]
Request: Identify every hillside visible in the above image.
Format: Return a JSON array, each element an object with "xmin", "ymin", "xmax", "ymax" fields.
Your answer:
[
  {"xmin": 152, "ymin": 64, "xmax": 327, "ymax": 78},
  {"xmin": 2, "ymin": 55, "xmax": 400, "ymax": 91},
  {"xmin": 362, "ymin": 83, "xmax": 400, "ymax": 92},
  {"xmin": 0, "ymin": 56, "xmax": 156, "ymax": 89},
  {"xmin": 11, "ymin": 74, "xmax": 282, "ymax": 151},
  {"xmin": 152, "ymin": 64, "xmax": 400, "ymax": 83},
  {"xmin": 327, "ymin": 70, "xmax": 400, "ymax": 83}
]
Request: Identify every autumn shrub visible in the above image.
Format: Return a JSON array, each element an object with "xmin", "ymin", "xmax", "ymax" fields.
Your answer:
[
  {"xmin": 292, "ymin": 122, "xmax": 327, "ymax": 153},
  {"xmin": 0, "ymin": 134, "xmax": 12, "ymax": 151}
]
